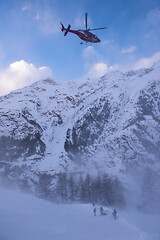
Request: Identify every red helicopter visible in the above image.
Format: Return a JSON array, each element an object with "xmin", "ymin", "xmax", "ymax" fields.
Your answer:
[{"xmin": 60, "ymin": 13, "xmax": 106, "ymax": 44}]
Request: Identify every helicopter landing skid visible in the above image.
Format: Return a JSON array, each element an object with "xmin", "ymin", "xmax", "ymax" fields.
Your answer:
[{"xmin": 80, "ymin": 42, "xmax": 92, "ymax": 46}]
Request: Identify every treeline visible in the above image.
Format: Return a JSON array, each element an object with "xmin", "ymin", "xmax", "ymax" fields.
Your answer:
[{"xmin": 37, "ymin": 172, "xmax": 125, "ymax": 207}]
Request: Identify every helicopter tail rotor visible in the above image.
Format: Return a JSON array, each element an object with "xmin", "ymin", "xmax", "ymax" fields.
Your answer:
[
  {"xmin": 60, "ymin": 22, "xmax": 71, "ymax": 36},
  {"xmin": 64, "ymin": 24, "xmax": 71, "ymax": 36},
  {"xmin": 60, "ymin": 22, "xmax": 65, "ymax": 32}
]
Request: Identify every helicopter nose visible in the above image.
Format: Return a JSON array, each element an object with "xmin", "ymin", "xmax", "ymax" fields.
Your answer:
[
  {"xmin": 96, "ymin": 37, "xmax": 100, "ymax": 43},
  {"xmin": 95, "ymin": 35, "xmax": 101, "ymax": 42}
]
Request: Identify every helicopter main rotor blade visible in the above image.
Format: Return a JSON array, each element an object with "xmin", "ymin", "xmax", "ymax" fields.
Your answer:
[
  {"xmin": 89, "ymin": 27, "xmax": 107, "ymax": 31},
  {"xmin": 85, "ymin": 13, "xmax": 88, "ymax": 30}
]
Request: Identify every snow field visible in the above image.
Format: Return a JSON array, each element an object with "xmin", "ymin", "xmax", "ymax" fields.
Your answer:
[{"xmin": 0, "ymin": 188, "xmax": 160, "ymax": 240}]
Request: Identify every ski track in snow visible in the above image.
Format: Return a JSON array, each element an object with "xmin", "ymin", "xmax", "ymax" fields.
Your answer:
[{"xmin": 0, "ymin": 188, "xmax": 160, "ymax": 240}]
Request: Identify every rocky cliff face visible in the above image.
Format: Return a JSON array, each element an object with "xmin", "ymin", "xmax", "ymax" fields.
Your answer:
[{"xmin": 0, "ymin": 63, "xmax": 160, "ymax": 205}]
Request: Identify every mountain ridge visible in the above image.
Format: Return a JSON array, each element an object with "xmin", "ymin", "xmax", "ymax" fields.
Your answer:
[{"xmin": 0, "ymin": 62, "xmax": 160, "ymax": 206}]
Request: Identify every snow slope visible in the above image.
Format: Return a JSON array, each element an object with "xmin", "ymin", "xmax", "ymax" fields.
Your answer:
[{"xmin": 0, "ymin": 188, "xmax": 160, "ymax": 240}]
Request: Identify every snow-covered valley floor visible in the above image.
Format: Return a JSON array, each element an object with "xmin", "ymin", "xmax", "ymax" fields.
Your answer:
[{"xmin": 0, "ymin": 188, "xmax": 160, "ymax": 240}]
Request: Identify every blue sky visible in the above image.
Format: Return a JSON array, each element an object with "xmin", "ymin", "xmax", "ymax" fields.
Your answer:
[{"xmin": 0, "ymin": 0, "xmax": 160, "ymax": 95}]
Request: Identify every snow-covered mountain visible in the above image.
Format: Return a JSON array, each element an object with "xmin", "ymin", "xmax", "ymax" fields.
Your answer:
[{"xmin": 0, "ymin": 61, "xmax": 160, "ymax": 206}]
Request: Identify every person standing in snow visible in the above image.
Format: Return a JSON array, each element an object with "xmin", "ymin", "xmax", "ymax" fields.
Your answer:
[
  {"xmin": 100, "ymin": 207, "xmax": 104, "ymax": 215},
  {"xmin": 93, "ymin": 207, "xmax": 96, "ymax": 216},
  {"xmin": 100, "ymin": 206, "xmax": 103, "ymax": 213},
  {"xmin": 100, "ymin": 206, "xmax": 107, "ymax": 216},
  {"xmin": 112, "ymin": 209, "xmax": 117, "ymax": 219}
]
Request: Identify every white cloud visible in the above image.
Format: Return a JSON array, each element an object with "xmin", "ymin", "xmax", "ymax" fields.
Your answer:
[
  {"xmin": 21, "ymin": 2, "xmax": 59, "ymax": 35},
  {"xmin": 82, "ymin": 46, "xmax": 119, "ymax": 78},
  {"xmin": 35, "ymin": 10, "xmax": 59, "ymax": 35},
  {"xmin": 101, "ymin": 40, "xmax": 114, "ymax": 45},
  {"xmin": 22, "ymin": 6, "xmax": 29, "ymax": 11},
  {"xmin": 34, "ymin": 11, "xmax": 40, "ymax": 21},
  {"xmin": 87, "ymin": 63, "xmax": 109, "ymax": 78},
  {"xmin": 0, "ymin": 60, "xmax": 53, "ymax": 96},
  {"xmin": 82, "ymin": 46, "xmax": 99, "ymax": 60},
  {"xmin": 147, "ymin": 7, "xmax": 160, "ymax": 26},
  {"xmin": 86, "ymin": 51, "xmax": 160, "ymax": 79},
  {"xmin": 105, "ymin": 52, "xmax": 160, "ymax": 73},
  {"xmin": 121, "ymin": 46, "xmax": 137, "ymax": 54},
  {"xmin": 74, "ymin": 13, "xmax": 92, "ymax": 29},
  {"xmin": 133, "ymin": 51, "xmax": 160, "ymax": 70},
  {"xmin": 74, "ymin": 13, "xmax": 85, "ymax": 28}
]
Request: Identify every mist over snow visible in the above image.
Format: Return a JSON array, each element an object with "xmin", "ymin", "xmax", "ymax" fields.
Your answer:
[{"xmin": 0, "ymin": 187, "xmax": 160, "ymax": 240}]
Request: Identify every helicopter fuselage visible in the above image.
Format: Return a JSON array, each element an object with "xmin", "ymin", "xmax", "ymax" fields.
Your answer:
[{"xmin": 68, "ymin": 29, "xmax": 100, "ymax": 43}]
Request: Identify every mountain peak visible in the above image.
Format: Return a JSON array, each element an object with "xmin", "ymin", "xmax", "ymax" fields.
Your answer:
[
  {"xmin": 152, "ymin": 59, "xmax": 160, "ymax": 68},
  {"xmin": 0, "ymin": 61, "xmax": 160, "ymax": 207}
]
